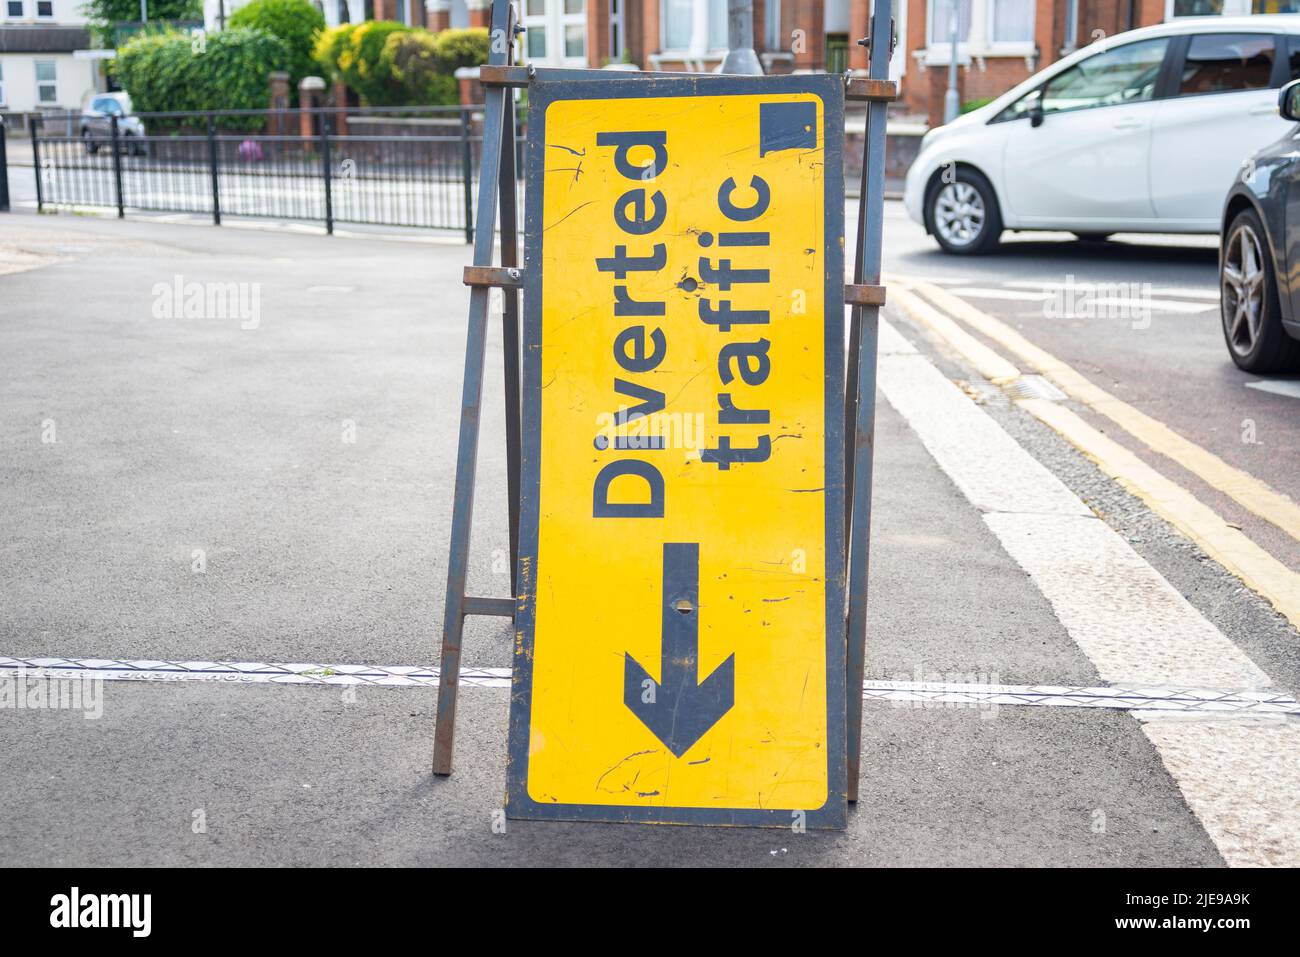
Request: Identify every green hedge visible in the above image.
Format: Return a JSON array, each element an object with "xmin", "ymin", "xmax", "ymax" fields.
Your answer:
[
  {"xmin": 316, "ymin": 25, "xmax": 489, "ymax": 107},
  {"xmin": 112, "ymin": 28, "xmax": 290, "ymax": 127},
  {"xmin": 228, "ymin": 0, "xmax": 325, "ymax": 87},
  {"xmin": 313, "ymin": 20, "xmax": 409, "ymax": 106}
]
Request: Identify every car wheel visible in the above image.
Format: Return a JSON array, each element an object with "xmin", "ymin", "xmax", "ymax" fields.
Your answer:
[
  {"xmin": 925, "ymin": 169, "xmax": 1003, "ymax": 255},
  {"xmin": 1073, "ymin": 232, "xmax": 1112, "ymax": 243},
  {"xmin": 82, "ymin": 129, "xmax": 98, "ymax": 155},
  {"xmin": 1221, "ymin": 208, "xmax": 1300, "ymax": 373}
]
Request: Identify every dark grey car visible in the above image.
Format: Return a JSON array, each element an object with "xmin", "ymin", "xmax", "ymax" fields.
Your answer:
[
  {"xmin": 80, "ymin": 93, "xmax": 148, "ymax": 156},
  {"xmin": 1221, "ymin": 77, "xmax": 1300, "ymax": 372}
]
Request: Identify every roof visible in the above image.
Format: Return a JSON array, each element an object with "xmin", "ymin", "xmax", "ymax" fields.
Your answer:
[{"xmin": 0, "ymin": 26, "xmax": 93, "ymax": 54}]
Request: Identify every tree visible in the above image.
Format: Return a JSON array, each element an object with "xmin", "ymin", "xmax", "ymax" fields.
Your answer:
[
  {"xmin": 228, "ymin": 0, "xmax": 325, "ymax": 87},
  {"xmin": 81, "ymin": 0, "xmax": 203, "ymax": 47}
]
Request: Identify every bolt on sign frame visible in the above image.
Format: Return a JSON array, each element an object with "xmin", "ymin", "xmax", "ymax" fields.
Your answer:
[{"xmin": 433, "ymin": 0, "xmax": 896, "ymax": 824}]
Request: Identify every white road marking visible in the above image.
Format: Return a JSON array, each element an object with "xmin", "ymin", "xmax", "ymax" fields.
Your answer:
[
  {"xmin": 876, "ymin": 317, "xmax": 1293, "ymax": 864},
  {"xmin": 1138, "ymin": 721, "xmax": 1300, "ymax": 867},
  {"xmin": 3, "ymin": 657, "xmax": 1295, "ymax": 716},
  {"xmin": 874, "ymin": 331, "xmax": 1088, "ymax": 519},
  {"xmin": 1245, "ymin": 379, "xmax": 1300, "ymax": 400},
  {"xmin": 948, "ymin": 287, "xmax": 1053, "ymax": 301},
  {"xmin": 951, "ymin": 286, "xmax": 1213, "ymax": 313},
  {"xmin": 1005, "ymin": 280, "xmax": 1221, "ymax": 302},
  {"xmin": 1148, "ymin": 288, "xmax": 1221, "ymax": 302}
]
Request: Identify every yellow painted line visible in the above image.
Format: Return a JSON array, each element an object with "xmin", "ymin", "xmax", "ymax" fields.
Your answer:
[
  {"xmin": 887, "ymin": 279, "xmax": 1300, "ymax": 629},
  {"xmin": 888, "ymin": 286, "xmax": 1021, "ymax": 384},
  {"xmin": 1021, "ymin": 398, "xmax": 1300, "ymax": 629},
  {"xmin": 901, "ymin": 277, "xmax": 1300, "ymax": 549}
]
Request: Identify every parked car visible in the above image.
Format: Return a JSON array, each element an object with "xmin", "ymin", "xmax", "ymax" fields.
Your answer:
[
  {"xmin": 80, "ymin": 92, "xmax": 148, "ymax": 156},
  {"xmin": 1218, "ymin": 77, "xmax": 1300, "ymax": 373},
  {"xmin": 904, "ymin": 15, "xmax": 1300, "ymax": 254}
]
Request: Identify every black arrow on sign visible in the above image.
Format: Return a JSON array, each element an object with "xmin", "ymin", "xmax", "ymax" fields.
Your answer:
[{"xmin": 623, "ymin": 542, "xmax": 735, "ymax": 757}]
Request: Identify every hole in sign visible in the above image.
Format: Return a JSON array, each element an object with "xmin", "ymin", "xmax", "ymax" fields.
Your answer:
[{"xmin": 673, "ymin": 598, "xmax": 694, "ymax": 615}]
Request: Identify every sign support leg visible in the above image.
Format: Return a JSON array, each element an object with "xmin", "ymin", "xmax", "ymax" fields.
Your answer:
[
  {"xmin": 845, "ymin": 0, "xmax": 892, "ymax": 804},
  {"xmin": 499, "ymin": 95, "xmax": 523, "ymax": 596},
  {"xmin": 433, "ymin": 0, "xmax": 518, "ymax": 777}
]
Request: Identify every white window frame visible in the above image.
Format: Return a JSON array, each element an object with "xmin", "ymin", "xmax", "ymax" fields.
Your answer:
[
  {"xmin": 35, "ymin": 58, "xmax": 57, "ymax": 104},
  {"xmin": 764, "ymin": 0, "xmax": 781, "ymax": 50},
  {"xmin": 0, "ymin": 61, "xmax": 6, "ymax": 108},
  {"xmin": 5, "ymin": 0, "xmax": 25, "ymax": 18},
  {"xmin": 522, "ymin": 0, "xmax": 587, "ymax": 67},
  {"xmin": 35, "ymin": 0, "xmax": 53, "ymax": 17},
  {"xmin": 659, "ymin": 0, "xmax": 727, "ymax": 56},
  {"xmin": 1163, "ymin": 0, "xmax": 1251, "ymax": 19},
  {"xmin": 609, "ymin": 0, "xmax": 624, "ymax": 61},
  {"xmin": 925, "ymin": 0, "xmax": 1036, "ymax": 66}
]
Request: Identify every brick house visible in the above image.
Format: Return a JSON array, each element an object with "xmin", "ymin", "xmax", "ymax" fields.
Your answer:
[
  {"xmin": 206, "ymin": 0, "xmax": 1299, "ymax": 128},
  {"xmin": 419, "ymin": 0, "xmax": 1297, "ymax": 126}
]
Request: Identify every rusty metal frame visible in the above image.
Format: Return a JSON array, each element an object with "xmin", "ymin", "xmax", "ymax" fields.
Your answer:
[
  {"xmin": 432, "ymin": 0, "xmax": 523, "ymax": 776},
  {"xmin": 843, "ymin": 2, "xmax": 895, "ymax": 804},
  {"xmin": 434, "ymin": 0, "xmax": 893, "ymax": 811}
]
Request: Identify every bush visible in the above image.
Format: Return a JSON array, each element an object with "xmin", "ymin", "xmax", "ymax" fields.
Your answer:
[
  {"xmin": 228, "ymin": 0, "xmax": 325, "ymax": 87},
  {"xmin": 313, "ymin": 20, "xmax": 408, "ymax": 106},
  {"xmin": 112, "ymin": 28, "xmax": 290, "ymax": 127},
  {"xmin": 960, "ymin": 97, "xmax": 994, "ymax": 115},
  {"xmin": 318, "ymin": 24, "xmax": 489, "ymax": 106},
  {"xmin": 382, "ymin": 30, "xmax": 454, "ymax": 105},
  {"xmin": 433, "ymin": 27, "xmax": 489, "ymax": 74}
]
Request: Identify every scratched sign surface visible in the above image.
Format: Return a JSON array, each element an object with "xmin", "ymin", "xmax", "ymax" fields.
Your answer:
[{"xmin": 507, "ymin": 75, "xmax": 847, "ymax": 828}]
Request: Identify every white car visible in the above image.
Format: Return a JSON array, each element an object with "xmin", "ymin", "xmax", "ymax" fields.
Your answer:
[{"xmin": 903, "ymin": 15, "xmax": 1300, "ymax": 254}]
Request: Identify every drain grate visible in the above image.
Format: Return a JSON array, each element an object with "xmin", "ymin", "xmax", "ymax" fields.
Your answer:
[{"xmin": 1001, "ymin": 374, "xmax": 1067, "ymax": 402}]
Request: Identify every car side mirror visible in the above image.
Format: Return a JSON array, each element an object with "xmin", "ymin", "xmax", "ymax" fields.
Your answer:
[
  {"xmin": 1279, "ymin": 78, "xmax": 1300, "ymax": 122},
  {"xmin": 1030, "ymin": 103, "xmax": 1044, "ymax": 128}
]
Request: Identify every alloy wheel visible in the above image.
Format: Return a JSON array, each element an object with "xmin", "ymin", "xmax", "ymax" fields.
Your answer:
[
  {"xmin": 933, "ymin": 182, "xmax": 986, "ymax": 248},
  {"xmin": 1222, "ymin": 223, "xmax": 1266, "ymax": 359}
]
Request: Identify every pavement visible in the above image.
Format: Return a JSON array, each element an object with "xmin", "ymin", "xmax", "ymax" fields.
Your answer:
[{"xmin": 0, "ymin": 202, "xmax": 1297, "ymax": 866}]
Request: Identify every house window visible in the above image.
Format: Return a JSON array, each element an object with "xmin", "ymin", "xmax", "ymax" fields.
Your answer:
[
  {"xmin": 1167, "ymin": 0, "xmax": 1222, "ymax": 14},
  {"xmin": 989, "ymin": 0, "xmax": 1033, "ymax": 42},
  {"xmin": 928, "ymin": 0, "xmax": 971, "ymax": 45},
  {"xmin": 765, "ymin": 0, "xmax": 781, "ymax": 50},
  {"xmin": 36, "ymin": 59, "xmax": 56, "ymax": 103},
  {"xmin": 522, "ymin": 0, "xmax": 586, "ymax": 65},
  {"xmin": 609, "ymin": 0, "xmax": 623, "ymax": 61},
  {"xmin": 663, "ymin": 0, "xmax": 727, "ymax": 52},
  {"xmin": 36, "ymin": 0, "xmax": 51, "ymax": 15},
  {"xmin": 928, "ymin": 0, "xmax": 1034, "ymax": 57},
  {"xmin": 1063, "ymin": 0, "xmax": 1078, "ymax": 51},
  {"xmin": 6, "ymin": 1, "xmax": 23, "ymax": 16}
]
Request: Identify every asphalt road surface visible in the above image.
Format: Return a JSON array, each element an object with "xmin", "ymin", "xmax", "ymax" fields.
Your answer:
[
  {"xmin": 1, "ymin": 205, "xmax": 1297, "ymax": 866},
  {"xmin": 877, "ymin": 203, "xmax": 1300, "ymax": 572}
]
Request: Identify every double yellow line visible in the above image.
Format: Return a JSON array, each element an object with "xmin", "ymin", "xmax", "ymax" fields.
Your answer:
[{"xmin": 889, "ymin": 277, "xmax": 1300, "ymax": 630}]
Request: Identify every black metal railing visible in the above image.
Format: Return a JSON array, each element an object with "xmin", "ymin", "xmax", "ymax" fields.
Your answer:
[{"xmin": 23, "ymin": 105, "xmax": 527, "ymax": 241}]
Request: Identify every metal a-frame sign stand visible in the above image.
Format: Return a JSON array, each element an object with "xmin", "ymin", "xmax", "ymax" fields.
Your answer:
[{"xmin": 432, "ymin": 0, "xmax": 897, "ymax": 809}]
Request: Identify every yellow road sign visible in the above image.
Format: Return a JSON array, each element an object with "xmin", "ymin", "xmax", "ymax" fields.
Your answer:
[{"xmin": 508, "ymin": 75, "xmax": 847, "ymax": 828}]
